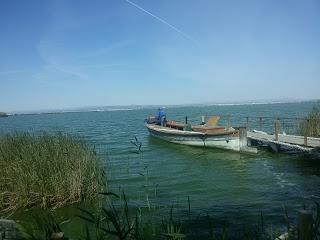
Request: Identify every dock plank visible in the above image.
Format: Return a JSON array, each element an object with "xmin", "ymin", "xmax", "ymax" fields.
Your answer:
[{"xmin": 247, "ymin": 131, "xmax": 320, "ymax": 148}]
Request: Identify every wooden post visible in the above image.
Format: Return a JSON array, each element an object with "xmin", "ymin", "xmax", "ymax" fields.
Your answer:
[
  {"xmin": 201, "ymin": 116, "xmax": 205, "ymax": 125},
  {"xmin": 275, "ymin": 119, "xmax": 280, "ymax": 141},
  {"xmin": 298, "ymin": 210, "xmax": 313, "ymax": 240},
  {"xmin": 304, "ymin": 119, "xmax": 309, "ymax": 146},
  {"xmin": 259, "ymin": 117, "xmax": 262, "ymax": 131},
  {"xmin": 239, "ymin": 127, "xmax": 247, "ymax": 151},
  {"xmin": 246, "ymin": 117, "xmax": 249, "ymax": 130}
]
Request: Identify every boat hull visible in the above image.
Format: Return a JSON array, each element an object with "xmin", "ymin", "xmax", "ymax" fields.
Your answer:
[{"xmin": 146, "ymin": 124, "xmax": 241, "ymax": 151}]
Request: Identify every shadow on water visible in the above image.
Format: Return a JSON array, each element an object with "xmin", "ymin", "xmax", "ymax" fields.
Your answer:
[{"xmin": 147, "ymin": 135, "xmax": 261, "ymax": 177}]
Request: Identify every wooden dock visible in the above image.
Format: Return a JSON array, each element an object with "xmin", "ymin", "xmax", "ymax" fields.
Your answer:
[
  {"xmin": 241, "ymin": 117, "xmax": 320, "ymax": 154},
  {"xmin": 247, "ymin": 130, "xmax": 320, "ymax": 153},
  {"xmin": 188, "ymin": 114, "xmax": 319, "ymax": 154}
]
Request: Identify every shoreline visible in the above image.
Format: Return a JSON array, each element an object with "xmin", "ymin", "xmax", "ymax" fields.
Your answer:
[{"xmin": 5, "ymin": 99, "xmax": 320, "ymax": 116}]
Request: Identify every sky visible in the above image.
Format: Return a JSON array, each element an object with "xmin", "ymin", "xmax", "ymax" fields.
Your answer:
[{"xmin": 0, "ymin": 0, "xmax": 319, "ymax": 112}]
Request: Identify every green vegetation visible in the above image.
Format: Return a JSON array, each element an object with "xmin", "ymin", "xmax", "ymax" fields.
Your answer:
[
  {"xmin": 299, "ymin": 106, "xmax": 320, "ymax": 137},
  {"xmin": 18, "ymin": 196, "xmax": 320, "ymax": 240},
  {"xmin": 19, "ymin": 192, "xmax": 188, "ymax": 240},
  {"xmin": 1, "ymin": 131, "xmax": 320, "ymax": 239},
  {"xmin": 0, "ymin": 132, "xmax": 104, "ymax": 215}
]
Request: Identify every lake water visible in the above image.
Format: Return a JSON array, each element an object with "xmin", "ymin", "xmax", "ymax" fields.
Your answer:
[{"xmin": 1, "ymin": 101, "xmax": 320, "ymax": 236}]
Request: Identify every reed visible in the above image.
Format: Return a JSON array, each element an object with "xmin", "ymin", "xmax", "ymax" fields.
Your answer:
[
  {"xmin": 17, "ymin": 196, "xmax": 320, "ymax": 239},
  {"xmin": 0, "ymin": 132, "xmax": 104, "ymax": 214},
  {"xmin": 299, "ymin": 106, "xmax": 320, "ymax": 137}
]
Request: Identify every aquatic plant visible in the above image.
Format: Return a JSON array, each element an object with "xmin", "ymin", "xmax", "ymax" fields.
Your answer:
[
  {"xmin": 78, "ymin": 192, "xmax": 135, "ymax": 240},
  {"xmin": 315, "ymin": 204, "xmax": 320, "ymax": 239},
  {"xmin": 0, "ymin": 132, "xmax": 105, "ymax": 215},
  {"xmin": 19, "ymin": 209, "xmax": 70, "ymax": 240},
  {"xmin": 299, "ymin": 106, "xmax": 320, "ymax": 137},
  {"xmin": 130, "ymin": 136, "xmax": 142, "ymax": 154},
  {"xmin": 161, "ymin": 206, "xmax": 185, "ymax": 240},
  {"xmin": 11, "ymin": 197, "xmax": 320, "ymax": 240}
]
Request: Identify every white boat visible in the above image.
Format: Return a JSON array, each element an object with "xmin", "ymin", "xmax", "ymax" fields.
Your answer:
[{"xmin": 145, "ymin": 116, "xmax": 257, "ymax": 153}]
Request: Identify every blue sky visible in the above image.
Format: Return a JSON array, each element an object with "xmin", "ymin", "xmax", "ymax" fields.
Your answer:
[{"xmin": 0, "ymin": 0, "xmax": 319, "ymax": 112}]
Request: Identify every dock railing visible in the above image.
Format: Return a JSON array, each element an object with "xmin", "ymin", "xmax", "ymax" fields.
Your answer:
[
  {"xmin": 243, "ymin": 116, "xmax": 317, "ymax": 145},
  {"xmin": 243, "ymin": 116, "xmax": 304, "ymax": 133},
  {"xmin": 183, "ymin": 115, "xmax": 318, "ymax": 146}
]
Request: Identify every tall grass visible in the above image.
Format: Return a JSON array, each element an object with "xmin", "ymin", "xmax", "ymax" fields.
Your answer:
[
  {"xmin": 0, "ymin": 132, "xmax": 104, "ymax": 214},
  {"xmin": 20, "ymin": 197, "xmax": 320, "ymax": 240},
  {"xmin": 299, "ymin": 106, "xmax": 320, "ymax": 137}
]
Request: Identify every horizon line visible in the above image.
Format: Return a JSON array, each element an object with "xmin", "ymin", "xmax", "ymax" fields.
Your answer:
[{"xmin": 5, "ymin": 98, "xmax": 320, "ymax": 115}]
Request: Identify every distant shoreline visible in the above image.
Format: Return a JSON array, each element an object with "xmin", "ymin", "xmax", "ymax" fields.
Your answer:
[
  {"xmin": 0, "ymin": 112, "xmax": 8, "ymax": 118},
  {"xmin": 5, "ymin": 99, "xmax": 320, "ymax": 116}
]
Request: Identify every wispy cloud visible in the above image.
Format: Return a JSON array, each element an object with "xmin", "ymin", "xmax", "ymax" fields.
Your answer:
[
  {"xmin": 34, "ymin": 42, "xmax": 89, "ymax": 81},
  {"xmin": 48, "ymin": 63, "xmax": 89, "ymax": 80},
  {"xmin": 35, "ymin": 40, "xmax": 130, "ymax": 82},
  {"xmin": 80, "ymin": 40, "xmax": 133, "ymax": 59},
  {"xmin": 126, "ymin": 0, "xmax": 199, "ymax": 45},
  {"xmin": 0, "ymin": 69, "xmax": 30, "ymax": 75}
]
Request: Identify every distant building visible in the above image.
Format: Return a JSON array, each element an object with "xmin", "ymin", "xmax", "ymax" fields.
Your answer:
[{"xmin": 0, "ymin": 112, "xmax": 8, "ymax": 117}]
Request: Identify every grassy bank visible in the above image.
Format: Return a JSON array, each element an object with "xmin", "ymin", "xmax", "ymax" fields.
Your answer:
[{"xmin": 0, "ymin": 132, "xmax": 104, "ymax": 214}]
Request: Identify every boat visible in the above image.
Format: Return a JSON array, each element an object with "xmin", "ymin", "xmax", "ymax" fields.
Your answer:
[{"xmin": 145, "ymin": 115, "xmax": 257, "ymax": 153}]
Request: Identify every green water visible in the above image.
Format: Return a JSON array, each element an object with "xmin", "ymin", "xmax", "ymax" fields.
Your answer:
[{"xmin": 1, "ymin": 101, "xmax": 320, "ymax": 236}]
